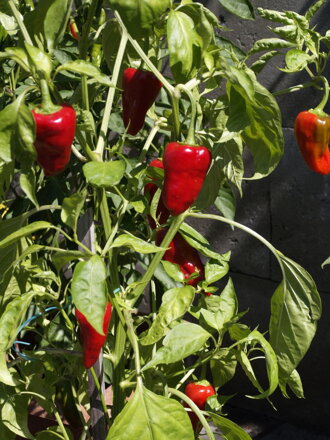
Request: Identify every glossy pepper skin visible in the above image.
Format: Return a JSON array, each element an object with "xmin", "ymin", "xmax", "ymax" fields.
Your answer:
[
  {"xmin": 156, "ymin": 229, "xmax": 207, "ymax": 289},
  {"xmin": 122, "ymin": 68, "xmax": 162, "ymax": 135},
  {"xmin": 184, "ymin": 381, "xmax": 216, "ymax": 433},
  {"xmin": 162, "ymin": 142, "xmax": 212, "ymax": 215},
  {"xmin": 32, "ymin": 105, "xmax": 76, "ymax": 176},
  {"xmin": 75, "ymin": 302, "xmax": 112, "ymax": 369},
  {"xmin": 144, "ymin": 159, "xmax": 170, "ymax": 229},
  {"xmin": 294, "ymin": 110, "xmax": 330, "ymax": 175}
]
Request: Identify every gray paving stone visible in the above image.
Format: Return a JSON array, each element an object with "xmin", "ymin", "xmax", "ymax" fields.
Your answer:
[{"xmin": 260, "ymin": 423, "xmax": 330, "ymax": 440}]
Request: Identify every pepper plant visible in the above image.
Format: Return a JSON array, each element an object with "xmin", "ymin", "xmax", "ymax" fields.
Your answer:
[{"xmin": 0, "ymin": 1, "xmax": 327, "ymax": 440}]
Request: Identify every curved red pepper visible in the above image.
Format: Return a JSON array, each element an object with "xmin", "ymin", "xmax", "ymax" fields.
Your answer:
[
  {"xmin": 294, "ymin": 110, "xmax": 330, "ymax": 175},
  {"xmin": 122, "ymin": 68, "xmax": 162, "ymax": 135},
  {"xmin": 162, "ymin": 142, "xmax": 212, "ymax": 215},
  {"xmin": 144, "ymin": 158, "xmax": 170, "ymax": 229},
  {"xmin": 184, "ymin": 381, "xmax": 216, "ymax": 433},
  {"xmin": 156, "ymin": 229, "xmax": 207, "ymax": 288},
  {"xmin": 75, "ymin": 302, "xmax": 112, "ymax": 369},
  {"xmin": 32, "ymin": 105, "xmax": 76, "ymax": 176}
]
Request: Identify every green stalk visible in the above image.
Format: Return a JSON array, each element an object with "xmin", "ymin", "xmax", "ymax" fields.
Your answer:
[
  {"xmin": 111, "ymin": 314, "xmax": 127, "ymax": 419},
  {"xmin": 52, "ymin": 401, "xmax": 71, "ymax": 440},
  {"xmin": 7, "ymin": 0, "xmax": 33, "ymax": 45},
  {"xmin": 95, "ymin": 31, "xmax": 128, "ymax": 157},
  {"xmin": 98, "ymin": 188, "xmax": 112, "ymax": 240},
  {"xmin": 167, "ymin": 388, "xmax": 216, "ymax": 440},
  {"xmin": 38, "ymin": 83, "xmax": 54, "ymax": 110},
  {"xmin": 131, "ymin": 213, "xmax": 187, "ymax": 306},
  {"xmin": 314, "ymin": 76, "xmax": 329, "ymax": 113},
  {"xmin": 101, "ymin": 199, "xmax": 128, "ymax": 256},
  {"xmin": 272, "ymin": 81, "xmax": 315, "ymax": 96},
  {"xmin": 177, "ymin": 84, "xmax": 198, "ymax": 145},
  {"xmin": 171, "ymin": 89, "xmax": 181, "ymax": 141},
  {"xmin": 124, "ymin": 310, "xmax": 142, "ymax": 382},
  {"xmin": 75, "ymin": 128, "xmax": 98, "ymax": 162},
  {"xmin": 137, "ymin": 124, "xmax": 160, "ymax": 166},
  {"xmin": 189, "ymin": 212, "xmax": 285, "ymax": 275},
  {"xmin": 90, "ymin": 366, "xmax": 111, "ymax": 426},
  {"xmin": 114, "ymin": 11, "xmax": 174, "ymax": 95},
  {"xmin": 79, "ymin": 0, "xmax": 101, "ymax": 60},
  {"xmin": 39, "ymin": 79, "xmax": 60, "ymax": 113}
]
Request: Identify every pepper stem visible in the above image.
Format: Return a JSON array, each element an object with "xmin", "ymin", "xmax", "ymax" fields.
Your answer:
[
  {"xmin": 39, "ymin": 78, "xmax": 60, "ymax": 113},
  {"xmin": 177, "ymin": 84, "xmax": 198, "ymax": 145},
  {"xmin": 314, "ymin": 76, "xmax": 329, "ymax": 113}
]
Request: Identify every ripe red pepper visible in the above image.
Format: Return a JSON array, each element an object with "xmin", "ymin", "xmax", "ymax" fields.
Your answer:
[
  {"xmin": 294, "ymin": 110, "xmax": 330, "ymax": 175},
  {"xmin": 32, "ymin": 105, "xmax": 76, "ymax": 176},
  {"xmin": 122, "ymin": 68, "xmax": 162, "ymax": 135},
  {"xmin": 75, "ymin": 302, "xmax": 112, "ymax": 369},
  {"xmin": 162, "ymin": 142, "xmax": 212, "ymax": 215},
  {"xmin": 184, "ymin": 381, "xmax": 216, "ymax": 433},
  {"xmin": 156, "ymin": 229, "xmax": 207, "ymax": 288},
  {"xmin": 144, "ymin": 159, "xmax": 170, "ymax": 229}
]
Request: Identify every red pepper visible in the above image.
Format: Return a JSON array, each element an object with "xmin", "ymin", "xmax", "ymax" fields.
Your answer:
[
  {"xmin": 68, "ymin": 20, "xmax": 78, "ymax": 39},
  {"xmin": 184, "ymin": 381, "xmax": 216, "ymax": 433},
  {"xmin": 122, "ymin": 68, "xmax": 162, "ymax": 135},
  {"xmin": 294, "ymin": 110, "xmax": 330, "ymax": 175},
  {"xmin": 156, "ymin": 229, "xmax": 207, "ymax": 289},
  {"xmin": 32, "ymin": 105, "xmax": 76, "ymax": 176},
  {"xmin": 75, "ymin": 302, "xmax": 112, "ymax": 369},
  {"xmin": 144, "ymin": 158, "xmax": 170, "ymax": 229},
  {"xmin": 161, "ymin": 142, "xmax": 212, "ymax": 215}
]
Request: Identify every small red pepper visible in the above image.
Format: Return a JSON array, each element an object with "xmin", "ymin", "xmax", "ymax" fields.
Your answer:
[
  {"xmin": 156, "ymin": 229, "xmax": 207, "ymax": 289},
  {"xmin": 68, "ymin": 20, "xmax": 78, "ymax": 39},
  {"xmin": 75, "ymin": 302, "xmax": 112, "ymax": 369},
  {"xmin": 32, "ymin": 105, "xmax": 76, "ymax": 176},
  {"xmin": 144, "ymin": 158, "xmax": 170, "ymax": 229},
  {"xmin": 184, "ymin": 381, "xmax": 216, "ymax": 433},
  {"xmin": 161, "ymin": 142, "xmax": 212, "ymax": 215},
  {"xmin": 122, "ymin": 68, "xmax": 162, "ymax": 135},
  {"xmin": 294, "ymin": 110, "xmax": 330, "ymax": 175}
]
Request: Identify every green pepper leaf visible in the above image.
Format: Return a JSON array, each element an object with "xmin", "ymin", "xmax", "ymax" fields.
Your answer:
[
  {"xmin": 143, "ymin": 322, "xmax": 211, "ymax": 370},
  {"xmin": 106, "ymin": 384, "xmax": 194, "ymax": 440},
  {"xmin": 83, "ymin": 161, "xmax": 126, "ymax": 187},
  {"xmin": 140, "ymin": 286, "xmax": 195, "ymax": 345},
  {"xmin": 71, "ymin": 255, "xmax": 108, "ymax": 335},
  {"xmin": 167, "ymin": 10, "xmax": 203, "ymax": 83},
  {"xmin": 218, "ymin": 0, "xmax": 255, "ymax": 20},
  {"xmin": 111, "ymin": 233, "xmax": 166, "ymax": 254}
]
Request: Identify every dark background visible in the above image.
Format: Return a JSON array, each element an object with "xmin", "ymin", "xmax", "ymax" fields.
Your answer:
[{"xmin": 192, "ymin": 0, "xmax": 330, "ymax": 434}]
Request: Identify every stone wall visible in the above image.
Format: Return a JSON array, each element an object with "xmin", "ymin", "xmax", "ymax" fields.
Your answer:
[{"xmin": 199, "ymin": 0, "xmax": 330, "ymax": 433}]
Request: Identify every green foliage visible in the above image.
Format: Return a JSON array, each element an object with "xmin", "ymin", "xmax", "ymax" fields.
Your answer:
[{"xmin": 0, "ymin": 0, "xmax": 327, "ymax": 438}]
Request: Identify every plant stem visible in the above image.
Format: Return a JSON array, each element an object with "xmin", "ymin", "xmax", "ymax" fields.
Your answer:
[
  {"xmin": 95, "ymin": 31, "xmax": 128, "ymax": 157},
  {"xmin": 79, "ymin": 0, "xmax": 100, "ymax": 60},
  {"xmin": 188, "ymin": 212, "xmax": 285, "ymax": 275},
  {"xmin": 130, "ymin": 213, "xmax": 187, "ymax": 306},
  {"xmin": 167, "ymin": 388, "xmax": 216, "ymax": 440},
  {"xmin": 171, "ymin": 89, "xmax": 181, "ymax": 141},
  {"xmin": 124, "ymin": 310, "xmax": 142, "ymax": 379},
  {"xmin": 177, "ymin": 84, "xmax": 198, "ymax": 145},
  {"xmin": 111, "ymin": 316, "xmax": 127, "ymax": 419},
  {"xmin": 114, "ymin": 11, "xmax": 174, "ymax": 95},
  {"xmin": 90, "ymin": 366, "xmax": 111, "ymax": 426},
  {"xmin": 97, "ymin": 188, "xmax": 112, "ymax": 241},
  {"xmin": 101, "ymin": 199, "xmax": 128, "ymax": 256},
  {"xmin": 8, "ymin": 0, "xmax": 33, "ymax": 45},
  {"xmin": 137, "ymin": 124, "xmax": 160, "ymax": 165},
  {"xmin": 75, "ymin": 128, "xmax": 99, "ymax": 162},
  {"xmin": 272, "ymin": 81, "xmax": 316, "ymax": 96},
  {"xmin": 39, "ymin": 78, "xmax": 59, "ymax": 112},
  {"xmin": 52, "ymin": 401, "xmax": 71, "ymax": 440},
  {"xmin": 315, "ymin": 76, "xmax": 329, "ymax": 112}
]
